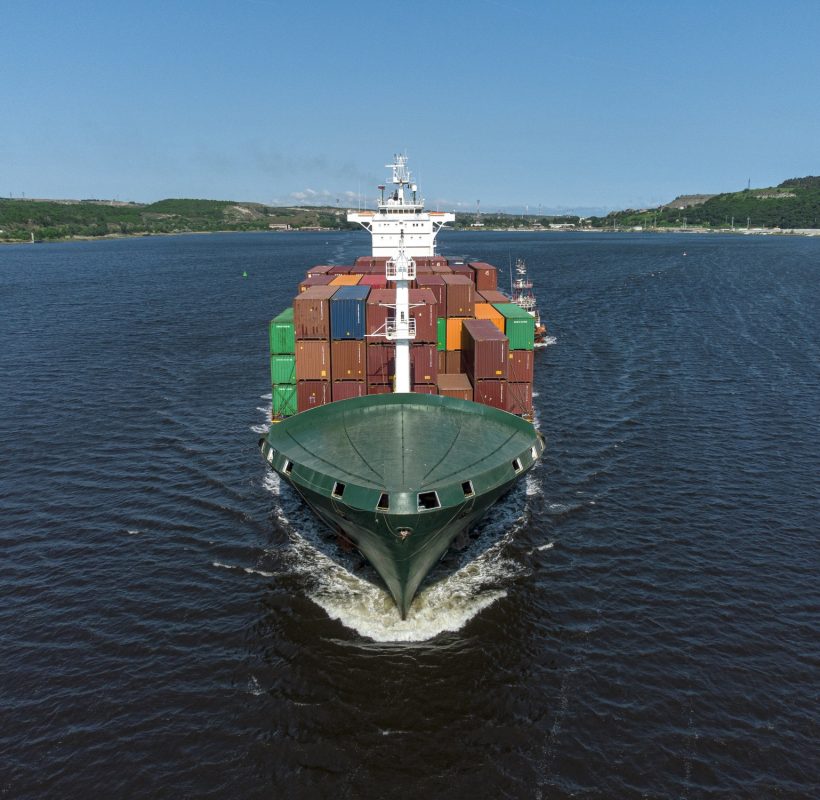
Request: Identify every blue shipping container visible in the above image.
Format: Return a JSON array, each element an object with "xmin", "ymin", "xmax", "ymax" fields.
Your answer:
[{"xmin": 330, "ymin": 285, "xmax": 370, "ymax": 340}]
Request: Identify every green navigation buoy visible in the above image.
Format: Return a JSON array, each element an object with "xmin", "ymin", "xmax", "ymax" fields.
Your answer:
[{"xmin": 242, "ymin": 271, "xmax": 248, "ymax": 278}]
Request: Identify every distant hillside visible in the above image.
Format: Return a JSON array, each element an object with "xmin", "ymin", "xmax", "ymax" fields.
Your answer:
[
  {"xmin": 592, "ymin": 176, "xmax": 820, "ymax": 229},
  {"xmin": 0, "ymin": 198, "xmax": 357, "ymax": 241}
]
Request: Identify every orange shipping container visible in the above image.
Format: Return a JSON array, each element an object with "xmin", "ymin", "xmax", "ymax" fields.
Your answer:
[
  {"xmin": 295, "ymin": 340, "xmax": 331, "ymax": 380},
  {"xmin": 474, "ymin": 302, "xmax": 505, "ymax": 333},
  {"xmin": 330, "ymin": 274, "xmax": 362, "ymax": 286},
  {"xmin": 446, "ymin": 317, "xmax": 469, "ymax": 350}
]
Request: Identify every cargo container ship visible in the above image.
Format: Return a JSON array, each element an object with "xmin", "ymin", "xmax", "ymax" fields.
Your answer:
[{"xmin": 260, "ymin": 156, "xmax": 544, "ymax": 618}]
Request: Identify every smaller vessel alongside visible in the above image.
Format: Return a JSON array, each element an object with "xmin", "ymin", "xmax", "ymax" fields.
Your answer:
[{"xmin": 510, "ymin": 258, "xmax": 548, "ymax": 344}]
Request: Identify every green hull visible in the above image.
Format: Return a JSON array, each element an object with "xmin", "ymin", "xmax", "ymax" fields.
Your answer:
[{"xmin": 260, "ymin": 393, "xmax": 543, "ymax": 617}]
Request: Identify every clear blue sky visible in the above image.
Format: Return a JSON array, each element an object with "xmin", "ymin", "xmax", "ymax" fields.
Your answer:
[{"xmin": 3, "ymin": 0, "xmax": 819, "ymax": 214}]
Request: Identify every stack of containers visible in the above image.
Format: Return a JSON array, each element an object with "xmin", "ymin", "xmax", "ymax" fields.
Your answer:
[
  {"xmin": 442, "ymin": 274, "xmax": 475, "ymax": 374},
  {"xmin": 269, "ymin": 307, "xmax": 296, "ymax": 419},
  {"xmin": 462, "ymin": 319, "xmax": 509, "ymax": 411},
  {"xmin": 492, "ymin": 303, "xmax": 535, "ymax": 416},
  {"xmin": 468, "ymin": 261, "xmax": 499, "ymax": 292},
  {"xmin": 293, "ymin": 285, "xmax": 337, "ymax": 411},
  {"xmin": 330, "ymin": 285, "xmax": 369, "ymax": 400}
]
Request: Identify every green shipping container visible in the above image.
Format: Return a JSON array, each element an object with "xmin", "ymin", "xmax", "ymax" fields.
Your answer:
[
  {"xmin": 492, "ymin": 303, "xmax": 535, "ymax": 350},
  {"xmin": 272, "ymin": 384, "xmax": 297, "ymax": 417},
  {"xmin": 269, "ymin": 307, "xmax": 295, "ymax": 354},
  {"xmin": 436, "ymin": 318, "xmax": 446, "ymax": 351},
  {"xmin": 270, "ymin": 354, "xmax": 296, "ymax": 385}
]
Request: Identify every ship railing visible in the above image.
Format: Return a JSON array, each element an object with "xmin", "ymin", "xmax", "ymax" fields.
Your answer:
[
  {"xmin": 385, "ymin": 317, "xmax": 416, "ymax": 340},
  {"xmin": 385, "ymin": 260, "xmax": 416, "ymax": 280}
]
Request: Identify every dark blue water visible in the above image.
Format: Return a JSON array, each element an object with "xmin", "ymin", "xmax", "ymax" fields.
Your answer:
[{"xmin": 1, "ymin": 231, "xmax": 818, "ymax": 798}]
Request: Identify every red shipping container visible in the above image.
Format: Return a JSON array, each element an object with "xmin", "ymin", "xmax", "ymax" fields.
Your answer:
[
  {"xmin": 332, "ymin": 381, "xmax": 366, "ymax": 401},
  {"xmin": 297, "ymin": 380, "xmax": 331, "ymax": 411},
  {"xmin": 469, "ymin": 262, "xmax": 498, "ymax": 291},
  {"xmin": 411, "ymin": 343, "xmax": 438, "ymax": 384},
  {"xmin": 441, "ymin": 275, "xmax": 475, "ymax": 317},
  {"xmin": 367, "ymin": 383, "xmax": 392, "ymax": 395},
  {"xmin": 412, "ymin": 384, "xmax": 437, "ymax": 395},
  {"xmin": 477, "ymin": 289, "xmax": 508, "ymax": 304},
  {"xmin": 437, "ymin": 373, "xmax": 473, "ymax": 401},
  {"xmin": 508, "ymin": 349, "xmax": 534, "ymax": 383},
  {"xmin": 437, "ymin": 350, "xmax": 446, "ymax": 374},
  {"xmin": 473, "ymin": 379, "xmax": 507, "ymax": 411},
  {"xmin": 415, "ymin": 275, "xmax": 446, "ymax": 318},
  {"xmin": 430, "ymin": 263, "xmax": 452, "ymax": 274},
  {"xmin": 327, "ymin": 265, "xmax": 352, "ymax": 275},
  {"xmin": 331, "ymin": 340, "xmax": 366, "ymax": 380},
  {"xmin": 365, "ymin": 288, "xmax": 437, "ymax": 342},
  {"xmin": 445, "ymin": 350, "xmax": 464, "ymax": 374},
  {"xmin": 298, "ymin": 274, "xmax": 334, "ymax": 292},
  {"xmin": 449, "ymin": 263, "xmax": 474, "ymax": 281},
  {"xmin": 295, "ymin": 340, "xmax": 331, "ymax": 380},
  {"xmin": 359, "ymin": 274, "xmax": 388, "ymax": 289},
  {"xmin": 293, "ymin": 286, "xmax": 337, "ymax": 339},
  {"xmin": 462, "ymin": 319, "xmax": 509, "ymax": 380},
  {"xmin": 366, "ymin": 343, "xmax": 395, "ymax": 382},
  {"xmin": 506, "ymin": 382, "xmax": 533, "ymax": 416}
]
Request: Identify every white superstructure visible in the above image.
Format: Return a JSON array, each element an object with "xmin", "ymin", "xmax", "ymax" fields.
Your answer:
[{"xmin": 348, "ymin": 155, "xmax": 454, "ymax": 393}]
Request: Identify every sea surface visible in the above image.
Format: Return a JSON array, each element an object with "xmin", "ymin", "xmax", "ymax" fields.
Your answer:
[{"xmin": 1, "ymin": 230, "xmax": 818, "ymax": 798}]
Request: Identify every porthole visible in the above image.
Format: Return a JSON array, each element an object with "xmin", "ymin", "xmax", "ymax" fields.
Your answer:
[
  {"xmin": 418, "ymin": 491, "xmax": 441, "ymax": 511},
  {"xmin": 461, "ymin": 481, "xmax": 475, "ymax": 497},
  {"xmin": 377, "ymin": 493, "xmax": 390, "ymax": 511},
  {"xmin": 332, "ymin": 481, "xmax": 346, "ymax": 499}
]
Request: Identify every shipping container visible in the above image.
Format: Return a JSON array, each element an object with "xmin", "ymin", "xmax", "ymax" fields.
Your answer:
[
  {"xmin": 437, "ymin": 373, "xmax": 472, "ymax": 401},
  {"xmin": 269, "ymin": 307, "xmax": 295, "ymax": 354},
  {"xmin": 330, "ymin": 285, "xmax": 370, "ymax": 340},
  {"xmin": 367, "ymin": 383, "xmax": 392, "ymax": 395},
  {"xmin": 330, "ymin": 274, "xmax": 362, "ymax": 286},
  {"xmin": 330, "ymin": 339, "xmax": 366, "ymax": 380},
  {"xmin": 477, "ymin": 289, "xmax": 509, "ymax": 304},
  {"xmin": 415, "ymin": 275, "xmax": 446, "ymax": 318},
  {"xmin": 436, "ymin": 317, "xmax": 446, "ymax": 351},
  {"xmin": 359, "ymin": 274, "xmax": 388, "ymax": 289},
  {"xmin": 506, "ymin": 381, "xmax": 533, "ymax": 416},
  {"xmin": 508, "ymin": 349, "xmax": 534, "ymax": 383},
  {"xmin": 462, "ymin": 319, "xmax": 509, "ymax": 380},
  {"xmin": 445, "ymin": 350, "xmax": 464, "ymax": 374},
  {"xmin": 272, "ymin": 384, "xmax": 297, "ymax": 417},
  {"xmin": 437, "ymin": 349, "xmax": 447, "ymax": 374},
  {"xmin": 412, "ymin": 384, "xmax": 437, "ymax": 395},
  {"xmin": 365, "ymin": 288, "xmax": 437, "ymax": 342},
  {"xmin": 441, "ymin": 275, "xmax": 475, "ymax": 317},
  {"xmin": 298, "ymin": 275, "xmax": 334, "ymax": 293},
  {"xmin": 295, "ymin": 340, "xmax": 331, "ymax": 380},
  {"xmin": 411, "ymin": 343, "xmax": 438, "ymax": 384},
  {"xmin": 446, "ymin": 317, "xmax": 469, "ymax": 351},
  {"xmin": 449, "ymin": 263, "xmax": 474, "ymax": 281},
  {"xmin": 305, "ymin": 265, "xmax": 334, "ymax": 277},
  {"xmin": 474, "ymin": 302, "xmax": 505, "ymax": 334},
  {"xmin": 430, "ymin": 263, "xmax": 452, "ymax": 274},
  {"xmin": 366, "ymin": 343, "xmax": 395, "ymax": 383},
  {"xmin": 296, "ymin": 380, "xmax": 331, "ymax": 411},
  {"xmin": 473, "ymin": 379, "xmax": 507, "ymax": 411},
  {"xmin": 293, "ymin": 285, "xmax": 337, "ymax": 340},
  {"xmin": 327, "ymin": 265, "xmax": 352, "ymax": 275},
  {"xmin": 492, "ymin": 303, "xmax": 535, "ymax": 350},
  {"xmin": 468, "ymin": 262, "xmax": 499, "ymax": 291},
  {"xmin": 270, "ymin": 354, "xmax": 296, "ymax": 385},
  {"xmin": 332, "ymin": 381, "xmax": 366, "ymax": 401}
]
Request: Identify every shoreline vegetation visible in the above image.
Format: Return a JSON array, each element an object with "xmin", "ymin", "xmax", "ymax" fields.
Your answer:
[{"xmin": 2, "ymin": 175, "xmax": 819, "ymax": 244}]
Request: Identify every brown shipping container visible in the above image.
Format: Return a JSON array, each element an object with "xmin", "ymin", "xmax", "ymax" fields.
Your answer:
[
  {"xmin": 332, "ymin": 381, "xmax": 366, "ymax": 401},
  {"xmin": 506, "ymin": 381, "xmax": 533, "ymax": 416},
  {"xmin": 477, "ymin": 289, "xmax": 509, "ymax": 304},
  {"xmin": 297, "ymin": 380, "xmax": 331, "ymax": 411},
  {"xmin": 437, "ymin": 373, "xmax": 473, "ymax": 401},
  {"xmin": 305, "ymin": 265, "xmax": 334, "ymax": 277},
  {"xmin": 473, "ymin": 379, "xmax": 507, "ymax": 411},
  {"xmin": 508, "ymin": 349, "xmax": 534, "ymax": 383},
  {"xmin": 327, "ymin": 265, "xmax": 352, "ymax": 275},
  {"xmin": 469, "ymin": 262, "xmax": 499, "ymax": 291},
  {"xmin": 445, "ymin": 350, "xmax": 464, "ymax": 374},
  {"xmin": 415, "ymin": 275, "xmax": 446, "ymax": 318},
  {"xmin": 412, "ymin": 384, "xmax": 437, "ymax": 395},
  {"xmin": 331, "ymin": 340, "xmax": 366, "ymax": 380},
  {"xmin": 298, "ymin": 275, "xmax": 334, "ymax": 292},
  {"xmin": 365, "ymin": 289, "xmax": 437, "ymax": 342},
  {"xmin": 367, "ymin": 383, "xmax": 392, "ymax": 395},
  {"xmin": 441, "ymin": 275, "xmax": 475, "ymax": 317},
  {"xmin": 295, "ymin": 340, "xmax": 331, "ymax": 380},
  {"xmin": 366, "ymin": 343, "xmax": 395, "ymax": 382},
  {"xmin": 293, "ymin": 286, "xmax": 337, "ymax": 339},
  {"xmin": 462, "ymin": 319, "xmax": 509, "ymax": 380},
  {"xmin": 430, "ymin": 262, "xmax": 452, "ymax": 274},
  {"xmin": 437, "ymin": 350, "xmax": 446, "ymax": 374},
  {"xmin": 411, "ymin": 343, "xmax": 438, "ymax": 384}
]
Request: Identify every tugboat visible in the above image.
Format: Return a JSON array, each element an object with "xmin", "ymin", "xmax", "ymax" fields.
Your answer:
[
  {"xmin": 510, "ymin": 258, "xmax": 549, "ymax": 345},
  {"xmin": 260, "ymin": 156, "xmax": 544, "ymax": 618}
]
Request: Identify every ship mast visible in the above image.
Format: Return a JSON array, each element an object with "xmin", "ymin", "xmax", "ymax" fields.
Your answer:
[{"xmin": 348, "ymin": 155, "xmax": 455, "ymax": 393}]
